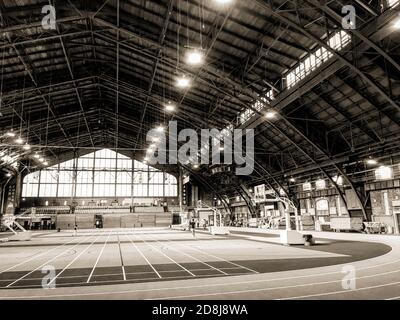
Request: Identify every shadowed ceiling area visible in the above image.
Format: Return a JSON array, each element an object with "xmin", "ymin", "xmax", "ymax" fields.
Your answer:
[{"xmin": 0, "ymin": 0, "xmax": 400, "ymax": 194}]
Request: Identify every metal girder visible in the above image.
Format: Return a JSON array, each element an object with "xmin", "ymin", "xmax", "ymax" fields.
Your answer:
[
  {"xmin": 308, "ymin": 90, "xmax": 382, "ymax": 143},
  {"xmin": 337, "ymin": 75, "xmax": 400, "ymax": 130},
  {"xmin": 134, "ymin": 0, "xmax": 174, "ymax": 149},
  {"xmin": 252, "ymin": 0, "xmax": 400, "ymax": 115},
  {"xmin": 306, "ymin": 0, "xmax": 400, "ymax": 74},
  {"xmin": 59, "ymin": 37, "xmax": 95, "ymax": 147},
  {"xmin": 96, "ymin": 77, "xmax": 222, "ymax": 129},
  {"xmin": 264, "ymin": 119, "xmax": 353, "ymax": 214},
  {"xmin": 3, "ymin": 36, "xmax": 74, "ymax": 147},
  {"xmin": 175, "ymin": 6, "xmax": 235, "ymax": 120},
  {"xmin": 270, "ymin": 117, "xmax": 367, "ymax": 219},
  {"xmin": 354, "ymin": 0, "xmax": 378, "ymax": 16},
  {"xmin": 92, "ymin": 17, "xmax": 262, "ymax": 103}
]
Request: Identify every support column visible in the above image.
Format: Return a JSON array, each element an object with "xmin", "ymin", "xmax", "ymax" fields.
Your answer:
[
  {"xmin": 0, "ymin": 184, "xmax": 3, "ymax": 215},
  {"xmin": 178, "ymin": 166, "xmax": 183, "ymax": 214},
  {"xmin": 14, "ymin": 172, "xmax": 23, "ymax": 211}
]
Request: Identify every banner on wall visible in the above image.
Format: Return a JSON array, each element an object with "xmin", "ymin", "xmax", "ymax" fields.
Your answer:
[{"xmin": 254, "ymin": 184, "xmax": 266, "ymax": 203}]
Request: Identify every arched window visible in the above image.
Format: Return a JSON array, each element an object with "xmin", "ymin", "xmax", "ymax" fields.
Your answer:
[{"xmin": 22, "ymin": 149, "xmax": 177, "ymax": 198}]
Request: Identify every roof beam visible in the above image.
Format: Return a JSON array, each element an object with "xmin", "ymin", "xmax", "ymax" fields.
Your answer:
[
  {"xmin": 3, "ymin": 34, "xmax": 74, "ymax": 147},
  {"xmin": 134, "ymin": 0, "xmax": 174, "ymax": 149}
]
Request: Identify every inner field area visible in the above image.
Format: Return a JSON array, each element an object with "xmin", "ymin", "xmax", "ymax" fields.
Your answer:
[{"xmin": 0, "ymin": 228, "xmax": 390, "ymax": 290}]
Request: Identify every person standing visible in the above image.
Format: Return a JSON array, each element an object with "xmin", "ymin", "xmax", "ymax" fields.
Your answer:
[
  {"xmin": 74, "ymin": 224, "xmax": 78, "ymax": 237},
  {"xmin": 190, "ymin": 219, "xmax": 196, "ymax": 237}
]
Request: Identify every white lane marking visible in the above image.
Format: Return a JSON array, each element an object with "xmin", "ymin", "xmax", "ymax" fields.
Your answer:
[
  {"xmin": 279, "ymin": 280, "xmax": 400, "ymax": 300},
  {"xmin": 48, "ymin": 235, "xmax": 101, "ymax": 286},
  {"xmin": 0, "ymin": 237, "xmax": 79, "ymax": 274},
  {"xmin": 176, "ymin": 238, "xmax": 259, "ymax": 274},
  {"xmin": 87, "ymin": 232, "xmax": 111, "ymax": 283},
  {"xmin": 144, "ymin": 234, "xmax": 228, "ymax": 276},
  {"xmin": 6, "ymin": 234, "xmax": 95, "ymax": 288},
  {"xmin": 1, "ymin": 232, "xmax": 399, "ymax": 299},
  {"xmin": 124, "ymin": 234, "xmax": 162, "ymax": 279},
  {"xmin": 4, "ymin": 267, "xmax": 400, "ymax": 300},
  {"xmin": 117, "ymin": 233, "xmax": 126, "ymax": 281},
  {"xmin": 151, "ymin": 269, "xmax": 400, "ymax": 300},
  {"xmin": 131, "ymin": 233, "xmax": 196, "ymax": 277}
]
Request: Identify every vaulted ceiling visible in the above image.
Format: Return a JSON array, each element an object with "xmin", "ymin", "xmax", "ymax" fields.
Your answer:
[{"xmin": 1, "ymin": 0, "xmax": 400, "ymax": 191}]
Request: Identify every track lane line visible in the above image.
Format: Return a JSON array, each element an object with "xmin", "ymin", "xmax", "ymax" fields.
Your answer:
[
  {"xmin": 47, "ymin": 235, "xmax": 102, "ymax": 287},
  {"xmin": 5, "ymin": 233, "xmax": 95, "ymax": 288},
  {"xmin": 87, "ymin": 232, "xmax": 111, "ymax": 283},
  {"xmin": 124, "ymin": 234, "xmax": 162, "ymax": 279},
  {"xmin": 2, "ymin": 262, "xmax": 400, "ymax": 300},
  {"xmin": 172, "ymin": 234, "xmax": 259, "ymax": 274},
  {"xmin": 151, "ymin": 268, "xmax": 400, "ymax": 300},
  {"xmin": 0, "ymin": 236, "xmax": 79, "ymax": 274},
  {"xmin": 132, "ymin": 233, "xmax": 195, "ymax": 277},
  {"xmin": 117, "ymin": 233, "xmax": 127, "ymax": 281},
  {"xmin": 144, "ymin": 234, "xmax": 228, "ymax": 276}
]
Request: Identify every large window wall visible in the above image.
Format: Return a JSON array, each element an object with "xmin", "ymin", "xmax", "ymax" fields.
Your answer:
[{"xmin": 22, "ymin": 149, "xmax": 178, "ymax": 198}]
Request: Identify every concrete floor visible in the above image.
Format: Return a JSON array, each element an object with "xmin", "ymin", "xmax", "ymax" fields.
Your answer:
[{"xmin": 0, "ymin": 228, "xmax": 398, "ymax": 300}]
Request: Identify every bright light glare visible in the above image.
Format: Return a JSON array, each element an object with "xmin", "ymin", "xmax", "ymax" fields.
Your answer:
[
  {"xmin": 186, "ymin": 49, "xmax": 204, "ymax": 66},
  {"xmin": 265, "ymin": 111, "xmax": 277, "ymax": 119},
  {"xmin": 15, "ymin": 137, "xmax": 24, "ymax": 144},
  {"xmin": 6, "ymin": 131, "xmax": 15, "ymax": 137},
  {"xmin": 367, "ymin": 159, "xmax": 378, "ymax": 165},
  {"xmin": 394, "ymin": 17, "xmax": 400, "ymax": 29},
  {"xmin": 176, "ymin": 76, "xmax": 191, "ymax": 88},
  {"xmin": 23, "ymin": 144, "xmax": 31, "ymax": 150},
  {"xmin": 165, "ymin": 102, "xmax": 176, "ymax": 112},
  {"xmin": 214, "ymin": 0, "xmax": 233, "ymax": 4}
]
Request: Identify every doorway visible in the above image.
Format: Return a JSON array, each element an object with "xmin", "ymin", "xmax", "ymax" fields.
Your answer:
[{"xmin": 95, "ymin": 215, "xmax": 103, "ymax": 229}]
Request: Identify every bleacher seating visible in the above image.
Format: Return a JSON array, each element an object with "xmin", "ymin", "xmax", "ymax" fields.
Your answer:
[
  {"xmin": 20, "ymin": 205, "xmax": 172, "ymax": 229},
  {"xmin": 134, "ymin": 206, "xmax": 164, "ymax": 213},
  {"xmin": 25, "ymin": 206, "xmax": 70, "ymax": 215},
  {"xmin": 75, "ymin": 205, "xmax": 131, "ymax": 214}
]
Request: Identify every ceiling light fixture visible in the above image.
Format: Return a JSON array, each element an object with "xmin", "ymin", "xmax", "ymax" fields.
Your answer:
[
  {"xmin": 165, "ymin": 101, "xmax": 176, "ymax": 112},
  {"xmin": 156, "ymin": 126, "xmax": 165, "ymax": 132},
  {"xmin": 5, "ymin": 130, "xmax": 15, "ymax": 137},
  {"xmin": 43, "ymin": 161, "xmax": 48, "ymax": 166},
  {"xmin": 34, "ymin": 153, "xmax": 40, "ymax": 159},
  {"xmin": 214, "ymin": 0, "xmax": 234, "ymax": 5},
  {"xmin": 265, "ymin": 111, "xmax": 277, "ymax": 119},
  {"xmin": 366, "ymin": 158, "xmax": 378, "ymax": 165},
  {"xmin": 23, "ymin": 144, "xmax": 31, "ymax": 150},
  {"xmin": 175, "ymin": 76, "xmax": 191, "ymax": 89},
  {"xmin": 185, "ymin": 49, "xmax": 204, "ymax": 66},
  {"xmin": 15, "ymin": 137, "xmax": 24, "ymax": 144}
]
